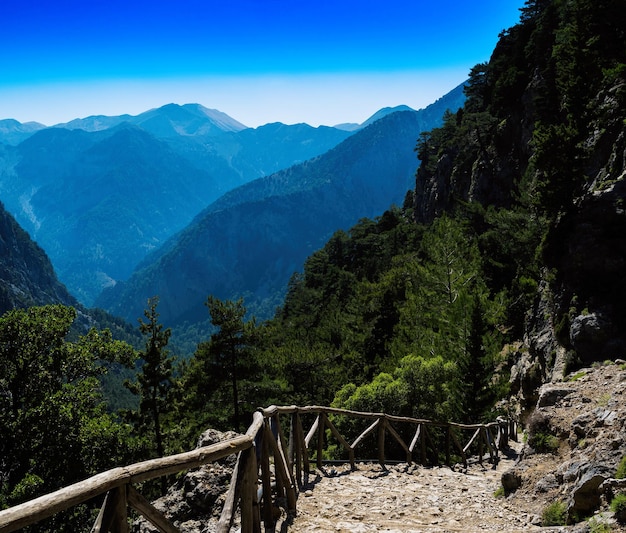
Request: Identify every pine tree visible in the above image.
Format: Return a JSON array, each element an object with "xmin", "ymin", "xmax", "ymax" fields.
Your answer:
[
  {"xmin": 198, "ymin": 297, "xmax": 257, "ymax": 431},
  {"xmin": 126, "ymin": 297, "xmax": 174, "ymax": 460}
]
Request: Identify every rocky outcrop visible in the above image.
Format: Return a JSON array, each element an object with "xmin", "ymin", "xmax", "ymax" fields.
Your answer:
[
  {"xmin": 501, "ymin": 362, "xmax": 626, "ymax": 527},
  {"xmin": 133, "ymin": 429, "xmax": 242, "ymax": 533}
]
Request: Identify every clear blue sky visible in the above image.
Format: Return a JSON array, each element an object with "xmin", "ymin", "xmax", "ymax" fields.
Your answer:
[{"xmin": 1, "ymin": 1, "xmax": 525, "ymax": 127}]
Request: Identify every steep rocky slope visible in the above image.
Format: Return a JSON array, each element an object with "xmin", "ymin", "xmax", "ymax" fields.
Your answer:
[
  {"xmin": 0, "ymin": 201, "xmax": 77, "ymax": 313},
  {"xmin": 503, "ymin": 360, "xmax": 626, "ymax": 529}
]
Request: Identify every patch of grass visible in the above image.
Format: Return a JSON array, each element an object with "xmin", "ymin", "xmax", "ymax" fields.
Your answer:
[
  {"xmin": 588, "ymin": 516, "xmax": 611, "ymax": 533},
  {"xmin": 542, "ymin": 500, "xmax": 567, "ymax": 526},
  {"xmin": 611, "ymin": 493, "xmax": 626, "ymax": 524},
  {"xmin": 494, "ymin": 485, "xmax": 505, "ymax": 498},
  {"xmin": 568, "ymin": 370, "xmax": 586, "ymax": 382},
  {"xmin": 616, "ymin": 456, "xmax": 626, "ymax": 479}
]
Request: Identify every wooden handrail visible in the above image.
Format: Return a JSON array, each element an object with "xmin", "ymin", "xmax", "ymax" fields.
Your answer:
[
  {"xmin": 0, "ymin": 406, "xmax": 517, "ymax": 533},
  {"xmin": 0, "ymin": 435, "xmax": 252, "ymax": 532}
]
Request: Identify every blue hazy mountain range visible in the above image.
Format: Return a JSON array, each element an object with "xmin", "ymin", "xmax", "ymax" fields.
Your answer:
[
  {"xmin": 96, "ymin": 85, "xmax": 467, "ymax": 327},
  {"xmin": 0, "ymin": 84, "xmax": 465, "ymax": 328},
  {"xmin": 0, "ymin": 104, "xmax": 356, "ymax": 303}
]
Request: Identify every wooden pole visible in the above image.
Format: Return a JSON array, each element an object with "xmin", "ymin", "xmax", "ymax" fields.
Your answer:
[
  {"xmin": 126, "ymin": 485, "xmax": 178, "ymax": 533},
  {"xmin": 238, "ymin": 447, "xmax": 261, "ymax": 533},
  {"xmin": 288, "ymin": 413, "xmax": 296, "ymax": 478},
  {"xmin": 377, "ymin": 417, "xmax": 387, "ymax": 467},
  {"xmin": 351, "ymin": 418, "xmax": 380, "ymax": 450},
  {"xmin": 259, "ymin": 425, "xmax": 274, "ymax": 530},
  {"xmin": 305, "ymin": 414, "xmax": 320, "ymax": 448},
  {"xmin": 420, "ymin": 424, "xmax": 427, "ymax": 465},
  {"xmin": 265, "ymin": 422, "xmax": 297, "ymax": 513},
  {"xmin": 217, "ymin": 450, "xmax": 245, "ymax": 533},
  {"xmin": 295, "ymin": 412, "xmax": 310, "ymax": 486},
  {"xmin": 272, "ymin": 414, "xmax": 296, "ymax": 490},
  {"xmin": 111, "ymin": 486, "xmax": 129, "ymax": 533},
  {"xmin": 317, "ymin": 412, "xmax": 326, "ymax": 470},
  {"xmin": 409, "ymin": 424, "xmax": 421, "ymax": 454}
]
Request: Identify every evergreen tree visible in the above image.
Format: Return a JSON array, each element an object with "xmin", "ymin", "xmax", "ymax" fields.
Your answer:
[
  {"xmin": 196, "ymin": 297, "xmax": 257, "ymax": 431},
  {"xmin": 125, "ymin": 297, "xmax": 174, "ymax": 460}
]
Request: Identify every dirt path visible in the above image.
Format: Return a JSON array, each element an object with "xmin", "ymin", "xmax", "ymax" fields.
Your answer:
[{"xmin": 276, "ymin": 443, "xmax": 565, "ymax": 533}]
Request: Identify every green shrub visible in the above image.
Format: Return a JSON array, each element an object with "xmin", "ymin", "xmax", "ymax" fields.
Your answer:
[
  {"xmin": 616, "ymin": 456, "xmax": 626, "ymax": 479},
  {"xmin": 611, "ymin": 493, "xmax": 626, "ymax": 523},
  {"xmin": 532, "ymin": 432, "xmax": 559, "ymax": 452},
  {"xmin": 494, "ymin": 485, "xmax": 505, "ymax": 498},
  {"xmin": 542, "ymin": 501, "xmax": 567, "ymax": 526}
]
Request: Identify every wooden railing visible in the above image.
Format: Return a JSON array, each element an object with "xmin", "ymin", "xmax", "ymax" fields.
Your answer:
[{"xmin": 0, "ymin": 406, "xmax": 516, "ymax": 532}]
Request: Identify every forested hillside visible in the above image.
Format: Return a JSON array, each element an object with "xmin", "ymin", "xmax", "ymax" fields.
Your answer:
[
  {"xmin": 0, "ymin": 201, "xmax": 77, "ymax": 313},
  {"xmin": 2, "ymin": 1, "xmax": 626, "ymax": 530}
]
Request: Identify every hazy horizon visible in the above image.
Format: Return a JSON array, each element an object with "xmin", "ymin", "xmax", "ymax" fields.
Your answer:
[{"xmin": 1, "ymin": 1, "xmax": 524, "ymax": 128}]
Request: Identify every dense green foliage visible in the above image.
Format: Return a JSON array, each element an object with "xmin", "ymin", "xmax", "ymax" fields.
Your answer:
[{"xmin": 0, "ymin": 305, "xmax": 142, "ymax": 529}]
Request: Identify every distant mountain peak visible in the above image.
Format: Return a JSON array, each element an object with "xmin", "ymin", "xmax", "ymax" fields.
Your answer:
[
  {"xmin": 0, "ymin": 119, "xmax": 46, "ymax": 145},
  {"xmin": 332, "ymin": 105, "xmax": 417, "ymax": 133},
  {"xmin": 360, "ymin": 105, "xmax": 416, "ymax": 129},
  {"xmin": 125, "ymin": 103, "xmax": 248, "ymax": 137},
  {"xmin": 49, "ymin": 103, "xmax": 247, "ymax": 137}
]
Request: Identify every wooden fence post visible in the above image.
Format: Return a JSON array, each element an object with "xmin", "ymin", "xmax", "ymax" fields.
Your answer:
[
  {"xmin": 420, "ymin": 424, "xmax": 427, "ymax": 465},
  {"xmin": 317, "ymin": 413, "xmax": 325, "ymax": 470},
  {"xmin": 377, "ymin": 417, "xmax": 387, "ymax": 467},
  {"xmin": 239, "ymin": 447, "xmax": 261, "ymax": 533},
  {"xmin": 445, "ymin": 426, "xmax": 451, "ymax": 466},
  {"xmin": 91, "ymin": 486, "xmax": 129, "ymax": 533},
  {"xmin": 295, "ymin": 412, "xmax": 310, "ymax": 486},
  {"xmin": 259, "ymin": 424, "xmax": 274, "ymax": 529}
]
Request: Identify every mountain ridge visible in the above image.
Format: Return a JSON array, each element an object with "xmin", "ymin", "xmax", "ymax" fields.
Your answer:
[
  {"xmin": 0, "ymin": 106, "xmax": 359, "ymax": 304},
  {"xmin": 96, "ymin": 83, "xmax": 467, "ymax": 329}
]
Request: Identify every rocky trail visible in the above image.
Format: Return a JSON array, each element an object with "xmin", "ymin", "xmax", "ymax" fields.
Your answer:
[
  {"xmin": 275, "ymin": 361, "xmax": 626, "ymax": 533},
  {"xmin": 277, "ymin": 443, "xmax": 547, "ymax": 533}
]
